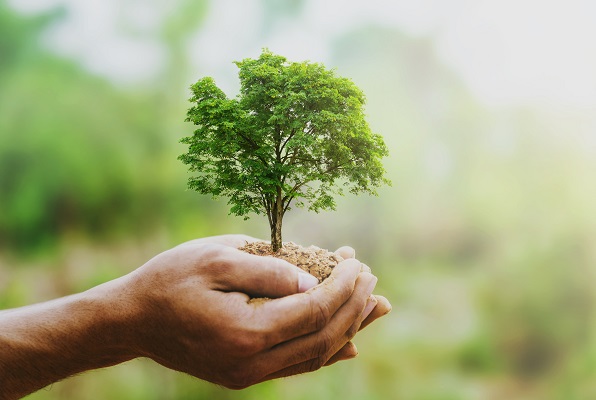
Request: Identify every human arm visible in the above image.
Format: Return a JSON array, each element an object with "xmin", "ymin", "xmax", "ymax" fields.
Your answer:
[
  {"xmin": 0, "ymin": 282, "xmax": 137, "ymax": 399},
  {"xmin": 0, "ymin": 235, "xmax": 390, "ymax": 399}
]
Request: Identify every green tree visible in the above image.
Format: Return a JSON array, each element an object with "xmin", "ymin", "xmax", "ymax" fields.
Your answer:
[{"xmin": 179, "ymin": 49, "xmax": 390, "ymax": 251}]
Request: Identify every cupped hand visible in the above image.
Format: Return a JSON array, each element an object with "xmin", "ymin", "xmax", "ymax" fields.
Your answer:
[{"xmin": 120, "ymin": 234, "xmax": 389, "ymax": 388}]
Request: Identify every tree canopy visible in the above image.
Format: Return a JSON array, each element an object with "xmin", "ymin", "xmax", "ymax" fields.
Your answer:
[{"xmin": 179, "ymin": 49, "xmax": 390, "ymax": 250}]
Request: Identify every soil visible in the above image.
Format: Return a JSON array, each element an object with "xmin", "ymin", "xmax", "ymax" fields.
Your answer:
[{"xmin": 239, "ymin": 241, "xmax": 344, "ymax": 283}]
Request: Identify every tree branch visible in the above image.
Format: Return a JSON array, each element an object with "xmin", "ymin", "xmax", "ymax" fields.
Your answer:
[
  {"xmin": 261, "ymin": 193, "xmax": 273, "ymax": 227},
  {"xmin": 282, "ymin": 196, "xmax": 293, "ymax": 215},
  {"xmin": 274, "ymin": 125, "xmax": 283, "ymax": 162},
  {"xmin": 279, "ymin": 158, "xmax": 356, "ymax": 204},
  {"xmin": 235, "ymin": 131, "xmax": 270, "ymax": 167},
  {"xmin": 279, "ymin": 128, "xmax": 297, "ymax": 155},
  {"xmin": 324, "ymin": 159, "xmax": 354, "ymax": 174},
  {"xmin": 282, "ymin": 180, "xmax": 311, "ymax": 204},
  {"xmin": 281, "ymin": 146, "xmax": 298, "ymax": 164},
  {"xmin": 288, "ymin": 156, "xmax": 320, "ymax": 164},
  {"xmin": 280, "ymin": 124, "xmax": 316, "ymax": 164}
]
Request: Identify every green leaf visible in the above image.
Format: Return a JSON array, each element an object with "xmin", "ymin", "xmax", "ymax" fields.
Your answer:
[{"xmin": 179, "ymin": 49, "xmax": 391, "ymax": 243}]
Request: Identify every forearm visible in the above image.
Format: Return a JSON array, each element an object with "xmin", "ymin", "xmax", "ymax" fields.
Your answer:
[{"xmin": 0, "ymin": 277, "xmax": 137, "ymax": 399}]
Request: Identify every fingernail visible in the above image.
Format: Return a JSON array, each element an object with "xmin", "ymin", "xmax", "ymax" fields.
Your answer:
[
  {"xmin": 299, "ymin": 273, "xmax": 319, "ymax": 292},
  {"xmin": 362, "ymin": 295, "xmax": 377, "ymax": 319},
  {"xmin": 360, "ymin": 263, "xmax": 371, "ymax": 273}
]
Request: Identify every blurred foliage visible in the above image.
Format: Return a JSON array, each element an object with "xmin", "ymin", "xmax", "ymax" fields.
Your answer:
[
  {"xmin": 1, "ymin": 3, "xmax": 158, "ymax": 249},
  {"xmin": 1, "ymin": 1, "xmax": 596, "ymax": 399},
  {"xmin": 0, "ymin": 0, "xmax": 218, "ymax": 252}
]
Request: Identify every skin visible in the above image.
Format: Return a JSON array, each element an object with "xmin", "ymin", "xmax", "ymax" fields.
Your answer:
[{"xmin": 0, "ymin": 235, "xmax": 391, "ymax": 399}]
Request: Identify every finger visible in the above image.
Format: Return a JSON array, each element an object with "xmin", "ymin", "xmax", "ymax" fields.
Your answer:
[
  {"xmin": 265, "ymin": 341, "xmax": 359, "ymax": 382},
  {"xmin": 210, "ymin": 247, "xmax": 318, "ymax": 297},
  {"xmin": 320, "ymin": 295, "xmax": 376, "ymax": 367},
  {"xmin": 334, "ymin": 246, "xmax": 355, "ymax": 260},
  {"xmin": 251, "ymin": 259, "xmax": 364, "ymax": 345},
  {"xmin": 257, "ymin": 271, "xmax": 377, "ymax": 378},
  {"xmin": 333, "ymin": 246, "xmax": 370, "ymax": 273},
  {"xmin": 324, "ymin": 341, "xmax": 358, "ymax": 366},
  {"xmin": 178, "ymin": 234, "xmax": 260, "ymax": 249},
  {"xmin": 359, "ymin": 295, "xmax": 392, "ymax": 331},
  {"xmin": 328, "ymin": 294, "xmax": 377, "ymax": 352}
]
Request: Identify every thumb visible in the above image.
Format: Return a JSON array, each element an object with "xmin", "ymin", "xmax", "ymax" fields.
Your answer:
[{"xmin": 217, "ymin": 251, "xmax": 319, "ymax": 298}]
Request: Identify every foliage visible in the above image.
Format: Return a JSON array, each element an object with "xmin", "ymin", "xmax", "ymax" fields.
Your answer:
[
  {"xmin": 4, "ymin": 2, "xmax": 596, "ymax": 399},
  {"xmin": 0, "ymin": 1, "xmax": 183, "ymax": 250},
  {"xmin": 179, "ymin": 49, "xmax": 390, "ymax": 250}
]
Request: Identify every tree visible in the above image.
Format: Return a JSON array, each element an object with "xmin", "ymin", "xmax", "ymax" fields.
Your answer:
[{"xmin": 179, "ymin": 49, "xmax": 390, "ymax": 251}]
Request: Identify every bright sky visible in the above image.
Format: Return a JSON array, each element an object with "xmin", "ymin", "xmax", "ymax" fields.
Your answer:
[{"xmin": 10, "ymin": 0, "xmax": 596, "ymax": 109}]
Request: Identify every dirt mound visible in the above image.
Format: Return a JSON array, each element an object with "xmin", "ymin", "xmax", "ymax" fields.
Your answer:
[{"xmin": 239, "ymin": 241, "xmax": 344, "ymax": 283}]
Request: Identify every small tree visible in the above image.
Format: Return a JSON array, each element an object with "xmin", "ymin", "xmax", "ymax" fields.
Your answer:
[{"xmin": 179, "ymin": 50, "xmax": 390, "ymax": 251}]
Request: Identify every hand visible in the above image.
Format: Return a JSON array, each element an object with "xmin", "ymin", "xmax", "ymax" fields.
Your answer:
[
  {"xmin": 325, "ymin": 245, "xmax": 392, "ymax": 365},
  {"xmin": 175, "ymin": 236, "xmax": 392, "ymax": 366},
  {"xmin": 179, "ymin": 236, "xmax": 392, "ymax": 368},
  {"xmin": 117, "ymin": 234, "xmax": 385, "ymax": 388}
]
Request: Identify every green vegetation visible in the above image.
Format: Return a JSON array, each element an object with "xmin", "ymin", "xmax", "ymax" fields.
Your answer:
[
  {"xmin": 179, "ymin": 50, "xmax": 389, "ymax": 250},
  {"xmin": 0, "ymin": 3, "xmax": 172, "ymax": 250},
  {"xmin": 2, "ymin": 1, "xmax": 596, "ymax": 400}
]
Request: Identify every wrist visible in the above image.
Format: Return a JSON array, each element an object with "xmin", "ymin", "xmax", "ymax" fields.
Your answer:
[
  {"xmin": 81, "ymin": 274, "xmax": 144, "ymax": 365},
  {"xmin": 0, "ymin": 275, "xmax": 141, "ymax": 398}
]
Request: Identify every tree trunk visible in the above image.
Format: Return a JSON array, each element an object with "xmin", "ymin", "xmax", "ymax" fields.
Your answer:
[
  {"xmin": 270, "ymin": 217, "xmax": 283, "ymax": 252},
  {"xmin": 270, "ymin": 196, "xmax": 284, "ymax": 252}
]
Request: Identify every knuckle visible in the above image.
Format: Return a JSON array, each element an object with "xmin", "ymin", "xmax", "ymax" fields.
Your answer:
[
  {"xmin": 267, "ymin": 261, "xmax": 291, "ymax": 293},
  {"xmin": 228, "ymin": 322, "xmax": 270, "ymax": 356},
  {"xmin": 310, "ymin": 298, "xmax": 333, "ymax": 331},
  {"xmin": 337, "ymin": 277, "xmax": 355, "ymax": 299},
  {"xmin": 345, "ymin": 322, "xmax": 360, "ymax": 340},
  {"xmin": 321, "ymin": 331, "xmax": 335, "ymax": 355},
  {"xmin": 195, "ymin": 242, "xmax": 223, "ymax": 257},
  {"xmin": 306, "ymin": 355, "xmax": 327, "ymax": 372},
  {"xmin": 224, "ymin": 366, "xmax": 259, "ymax": 390},
  {"xmin": 311, "ymin": 330, "xmax": 335, "ymax": 360},
  {"xmin": 195, "ymin": 243, "xmax": 225, "ymax": 265},
  {"xmin": 236, "ymin": 234, "xmax": 255, "ymax": 245},
  {"xmin": 230, "ymin": 332, "xmax": 262, "ymax": 357},
  {"xmin": 197, "ymin": 244, "xmax": 237, "ymax": 276},
  {"xmin": 246, "ymin": 329, "xmax": 269, "ymax": 353}
]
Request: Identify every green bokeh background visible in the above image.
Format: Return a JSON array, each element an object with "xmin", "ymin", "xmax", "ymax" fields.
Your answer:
[{"xmin": 1, "ymin": 1, "xmax": 596, "ymax": 399}]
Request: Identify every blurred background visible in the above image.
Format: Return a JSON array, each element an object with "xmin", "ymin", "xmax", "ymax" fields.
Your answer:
[{"xmin": 1, "ymin": 0, "xmax": 596, "ymax": 399}]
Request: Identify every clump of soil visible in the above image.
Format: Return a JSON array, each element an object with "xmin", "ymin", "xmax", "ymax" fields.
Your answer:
[{"xmin": 239, "ymin": 241, "xmax": 344, "ymax": 283}]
